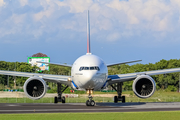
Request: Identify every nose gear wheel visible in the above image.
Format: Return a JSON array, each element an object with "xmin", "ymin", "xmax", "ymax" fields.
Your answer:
[
  {"xmin": 86, "ymin": 90, "xmax": 95, "ymax": 106},
  {"xmin": 86, "ymin": 100, "xmax": 95, "ymax": 106}
]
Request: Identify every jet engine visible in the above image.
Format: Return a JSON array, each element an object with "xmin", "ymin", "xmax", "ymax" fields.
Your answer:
[
  {"xmin": 133, "ymin": 75, "xmax": 156, "ymax": 98},
  {"xmin": 23, "ymin": 77, "xmax": 47, "ymax": 100}
]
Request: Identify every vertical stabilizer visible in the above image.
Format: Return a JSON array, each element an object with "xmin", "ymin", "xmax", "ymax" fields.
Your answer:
[{"xmin": 87, "ymin": 10, "xmax": 91, "ymax": 53}]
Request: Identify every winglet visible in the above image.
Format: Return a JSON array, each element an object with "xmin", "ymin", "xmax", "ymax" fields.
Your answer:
[{"xmin": 87, "ymin": 10, "xmax": 91, "ymax": 53}]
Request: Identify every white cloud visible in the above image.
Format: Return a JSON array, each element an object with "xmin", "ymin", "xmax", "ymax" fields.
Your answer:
[
  {"xmin": 19, "ymin": 0, "xmax": 28, "ymax": 6},
  {"xmin": 0, "ymin": 0, "xmax": 180, "ymax": 44},
  {"xmin": 66, "ymin": 0, "xmax": 93, "ymax": 13},
  {"xmin": 0, "ymin": 0, "xmax": 5, "ymax": 6},
  {"xmin": 107, "ymin": 32, "xmax": 121, "ymax": 41}
]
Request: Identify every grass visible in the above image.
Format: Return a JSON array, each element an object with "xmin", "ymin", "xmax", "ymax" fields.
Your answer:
[
  {"xmin": 1, "ymin": 91, "xmax": 180, "ymax": 103},
  {"xmin": 1, "ymin": 111, "xmax": 180, "ymax": 120},
  {"xmin": 126, "ymin": 90, "xmax": 180, "ymax": 102},
  {"xmin": 0, "ymin": 96, "xmax": 113, "ymax": 103}
]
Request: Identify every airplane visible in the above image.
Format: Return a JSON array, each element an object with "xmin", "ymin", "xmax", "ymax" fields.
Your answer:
[{"xmin": 1, "ymin": 11, "xmax": 180, "ymax": 106}]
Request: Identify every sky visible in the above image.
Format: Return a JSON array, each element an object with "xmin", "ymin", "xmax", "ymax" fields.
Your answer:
[{"xmin": 0, "ymin": 0, "xmax": 180, "ymax": 65}]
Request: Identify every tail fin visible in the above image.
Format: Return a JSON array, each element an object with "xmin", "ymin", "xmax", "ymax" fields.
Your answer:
[{"xmin": 87, "ymin": 10, "xmax": 91, "ymax": 53}]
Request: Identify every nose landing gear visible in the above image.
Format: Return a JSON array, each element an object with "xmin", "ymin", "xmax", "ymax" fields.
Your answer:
[
  {"xmin": 86, "ymin": 90, "xmax": 95, "ymax": 106},
  {"xmin": 86, "ymin": 95, "xmax": 95, "ymax": 106}
]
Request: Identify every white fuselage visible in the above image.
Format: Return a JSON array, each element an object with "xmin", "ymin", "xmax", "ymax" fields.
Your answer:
[{"xmin": 71, "ymin": 53, "xmax": 108, "ymax": 90}]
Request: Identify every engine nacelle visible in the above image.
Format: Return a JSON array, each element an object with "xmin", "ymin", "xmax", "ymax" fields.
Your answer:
[
  {"xmin": 23, "ymin": 77, "xmax": 47, "ymax": 100},
  {"xmin": 133, "ymin": 75, "xmax": 156, "ymax": 98}
]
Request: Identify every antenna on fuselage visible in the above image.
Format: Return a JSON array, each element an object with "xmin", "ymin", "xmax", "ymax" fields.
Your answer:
[{"xmin": 87, "ymin": 10, "xmax": 91, "ymax": 53}]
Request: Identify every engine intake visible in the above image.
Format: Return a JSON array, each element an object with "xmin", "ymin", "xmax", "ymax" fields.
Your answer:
[
  {"xmin": 23, "ymin": 77, "xmax": 47, "ymax": 100},
  {"xmin": 133, "ymin": 75, "xmax": 156, "ymax": 98}
]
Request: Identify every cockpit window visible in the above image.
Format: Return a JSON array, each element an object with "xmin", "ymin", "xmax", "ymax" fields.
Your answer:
[
  {"xmin": 90, "ymin": 67, "xmax": 95, "ymax": 70},
  {"xmin": 79, "ymin": 67, "xmax": 84, "ymax": 71},
  {"xmin": 84, "ymin": 67, "xmax": 89, "ymax": 70},
  {"xmin": 79, "ymin": 66, "xmax": 100, "ymax": 71},
  {"xmin": 95, "ymin": 66, "xmax": 100, "ymax": 71}
]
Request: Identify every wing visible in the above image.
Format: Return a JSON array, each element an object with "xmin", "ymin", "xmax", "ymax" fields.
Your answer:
[
  {"xmin": 108, "ymin": 67, "xmax": 180, "ymax": 85},
  {"xmin": 36, "ymin": 61, "xmax": 72, "ymax": 67},
  {"xmin": 107, "ymin": 60, "xmax": 142, "ymax": 67},
  {"xmin": 0, "ymin": 70, "xmax": 71, "ymax": 85}
]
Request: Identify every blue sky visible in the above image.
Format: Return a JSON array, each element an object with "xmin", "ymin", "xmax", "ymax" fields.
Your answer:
[{"xmin": 0, "ymin": 0, "xmax": 180, "ymax": 65}]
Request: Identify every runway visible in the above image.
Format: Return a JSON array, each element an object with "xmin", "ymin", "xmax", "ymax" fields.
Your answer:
[{"xmin": 1, "ymin": 102, "xmax": 180, "ymax": 113}]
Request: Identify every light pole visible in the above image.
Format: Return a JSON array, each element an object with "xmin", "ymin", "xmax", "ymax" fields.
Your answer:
[
  {"xmin": 179, "ymin": 73, "xmax": 180, "ymax": 92},
  {"xmin": 14, "ymin": 62, "xmax": 16, "ymax": 89},
  {"xmin": 7, "ymin": 68, "xmax": 9, "ymax": 88}
]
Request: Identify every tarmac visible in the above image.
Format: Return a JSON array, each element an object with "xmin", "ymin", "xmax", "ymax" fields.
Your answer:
[{"xmin": 1, "ymin": 102, "xmax": 180, "ymax": 114}]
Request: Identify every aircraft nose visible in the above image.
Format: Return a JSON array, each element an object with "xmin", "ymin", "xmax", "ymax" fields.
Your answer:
[
  {"xmin": 78, "ymin": 71, "xmax": 99, "ymax": 89},
  {"xmin": 85, "ymin": 72, "xmax": 96, "ymax": 81},
  {"xmin": 83, "ymin": 71, "xmax": 98, "ymax": 83}
]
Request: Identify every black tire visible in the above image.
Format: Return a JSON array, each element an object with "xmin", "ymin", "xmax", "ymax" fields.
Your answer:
[
  {"xmin": 114, "ymin": 96, "xmax": 118, "ymax": 103},
  {"xmin": 62, "ymin": 96, "xmax": 65, "ymax": 103},
  {"xmin": 122, "ymin": 96, "xmax": 125, "ymax": 103},
  {"xmin": 86, "ymin": 100, "xmax": 90, "ymax": 106},
  {"xmin": 90, "ymin": 100, "xmax": 95, "ymax": 106},
  {"xmin": 54, "ymin": 96, "xmax": 58, "ymax": 103}
]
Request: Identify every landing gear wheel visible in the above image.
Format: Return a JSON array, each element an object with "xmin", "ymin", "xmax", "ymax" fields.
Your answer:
[
  {"xmin": 114, "ymin": 96, "xmax": 118, "ymax": 103},
  {"xmin": 122, "ymin": 96, "xmax": 125, "ymax": 103},
  {"xmin": 55, "ymin": 83, "xmax": 68, "ymax": 104},
  {"xmin": 54, "ymin": 96, "xmax": 58, "ymax": 103},
  {"xmin": 86, "ymin": 100, "xmax": 90, "ymax": 106},
  {"xmin": 90, "ymin": 100, "xmax": 95, "ymax": 106},
  {"xmin": 86, "ymin": 100, "xmax": 95, "ymax": 106},
  {"xmin": 62, "ymin": 96, "xmax": 65, "ymax": 103}
]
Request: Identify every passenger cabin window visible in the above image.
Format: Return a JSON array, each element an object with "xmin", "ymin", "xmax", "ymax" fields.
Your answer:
[{"xmin": 79, "ymin": 66, "xmax": 100, "ymax": 71}]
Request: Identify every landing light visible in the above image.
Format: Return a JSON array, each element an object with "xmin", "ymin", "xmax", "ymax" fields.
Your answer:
[
  {"xmin": 87, "ymin": 90, "xmax": 93, "ymax": 94},
  {"xmin": 68, "ymin": 77, "xmax": 71, "ymax": 81}
]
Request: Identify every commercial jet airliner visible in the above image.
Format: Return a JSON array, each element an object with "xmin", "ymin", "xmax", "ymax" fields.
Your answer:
[{"xmin": 1, "ymin": 11, "xmax": 180, "ymax": 106}]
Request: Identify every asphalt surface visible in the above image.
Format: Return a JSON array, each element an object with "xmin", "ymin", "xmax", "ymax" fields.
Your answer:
[{"xmin": 1, "ymin": 102, "xmax": 180, "ymax": 114}]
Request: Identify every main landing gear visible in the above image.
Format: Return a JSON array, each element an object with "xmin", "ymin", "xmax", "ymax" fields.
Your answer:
[
  {"xmin": 86, "ymin": 90, "xmax": 95, "ymax": 106},
  {"xmin": 54, "ymin": 83, "xmax": 68, "ymax": 104},
  {"xmin": 111, "ymin": 82, "xmax": 125, "ymax": 103}
]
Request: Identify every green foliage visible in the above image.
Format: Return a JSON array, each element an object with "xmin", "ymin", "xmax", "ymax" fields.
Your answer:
[
  {"xmin": 129, "ymin": 92, "xmax": 133, "ymax": 97},
  {"xmin": 1, "ymin": 58, "xmax": 180, "ymax": 92},
  {"xmin": 156, "ymin": 85, "xmax": 160, "ymax": 90},
  {"xmin": 0, "ymin": 84, "xmax": 4, "ymax": 91},
  {"xmin": 165, "ymin": 85, "xmax": 178, "ymax": 92},
  {"xmin": 73, "ymin": 90, "xmax": 86, "ymax": 94},
  {"xmin": 123, "ymin": 81, "xmax": 133, "ymax": 91},
  {"xmin": 47, "ymin": 88, "xmax": 57, "ymax": 93}
]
